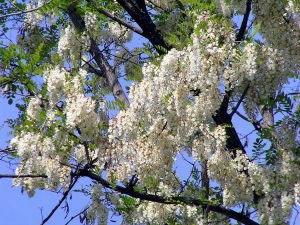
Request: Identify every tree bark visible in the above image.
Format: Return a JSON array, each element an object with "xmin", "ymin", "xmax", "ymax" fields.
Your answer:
[
  {"xmin": 79, "ymin": 168, "xmax": 259, "ymax": 225},
  {"xmin": 67, "ymin": 4, "xmax": 130, "ymax": 107}
]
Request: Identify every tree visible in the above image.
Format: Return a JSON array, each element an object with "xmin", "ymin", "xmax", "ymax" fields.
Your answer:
[{"xmin": 0, "ymin": 0, "xmax": 300, "ymax": 224}]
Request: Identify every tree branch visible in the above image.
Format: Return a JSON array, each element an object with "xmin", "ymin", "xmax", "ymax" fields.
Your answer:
[
  {"xmin": 41, "ymin": 175, "xmax": 79, "ymax": 225},
  {"xmin": 65, "ymin": 207, "xmax": 89, "ymax": 225},
  {"xmin": 79, "ymin": 169, "xmax": 259, "ymax": 225},
  {"xmin": 0, "ymin": 147, "xmax": 16, "ymax": 155},
  {"xmin": 212, "ymin": 91, "xmax": 246, "ymax": 156},
  {"xmin": 87, "ymin": 0, "xmax": 144, "ymax": 36},
  {"xmin": 116, "ymin": 0, "xmax": 170, "ymax": 53},
  {"xmin": 235, "ymin": 111, "xmax": 262, "ymax": 132},
  {"xmin": 66, "ymin": 4, "xmax": 130, "ymax": 107},
  {"xmin": 236, "ymin": 0, "xmax": 252, "ymax": 42},
  {"xmin": 0, "ymin": 1, "xmax": 51, "ymax": 19},
  {"xmin": 229, "ymin": 83, "xmax": 250, "ymax": 117},
  {"xmin": 201, "ymin": 160, "xmax": 210, "ymax": 222},
  {"xmin": 0, "ymin": 174, "xmax": 47, "ymax": 179},
  {"xmin": 213, "ymin": 0, "xmax": 252, "ymax": 155}
]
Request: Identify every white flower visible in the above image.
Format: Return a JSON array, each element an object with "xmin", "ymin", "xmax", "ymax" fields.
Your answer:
[
  {"xmin": 27, "ymin": 97, "xmax": 42, "ymax": 121},
  {"xmin": 58, "ymin": 25, "xmax": 91, "ymax": 60}
]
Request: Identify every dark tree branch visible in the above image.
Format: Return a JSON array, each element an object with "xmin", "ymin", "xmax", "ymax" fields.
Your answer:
[
  {"xmin": 97, "ymin": 8, "xmax": 143, "ymax": 35},
  {"xmin": 236, "ymin": 111, "xmax": 262, "ymax": 132},
  {"xmin": 84, "ymin": 63, "xmax": 104, "ymax": 77},
  {"xmin": 212, "ymin": 91, "xmax": 246, "ymax": 156},
  {"xmin": 0, "ymin": 147, "xmax": 17, "ymax": 155},
  {"xmin": 213, "ymin": 0, "xmax": 252, "ymax": 155},
  {"xmin": 116, "ymin": 0, "xmax": 171, "ymax": 54},
  {"xmin": 41, "ymin": 175, "xmax": 79, "ymax": 225},
  {"xmin": 79, "ymin": 168, "xmax": 259, "ymax": 225},
  {"xmin": 0, "ymin": 174, "xmax": 47, "ymax": 179},
  {"xmin": 0, "ymin": 1, "xmax": 51, "ymax": 19},
  {"xmin": 132, "ymin": 0, "xmax": 147, "ymax": 12},
  {"xmin": 65, "ymin": 207, "xmax": 89, "ymax": 225},
  {"xmin": 86, "ymin": 0, "xmax": 144, "ymax": 36},
  {"xmin": 89, "ymin": 39, "xmax": 130, "ymax": 106},
  {"xmin": 229, "ymin": 83, "xmax": 250, "ymax": 117},
  {"xmin": 236, "ymin": 0, "xmax": 252, "ymax": 42},
  {"xmin": 201, "ymin": 160, "xmax": 210, "ymax": 221}
]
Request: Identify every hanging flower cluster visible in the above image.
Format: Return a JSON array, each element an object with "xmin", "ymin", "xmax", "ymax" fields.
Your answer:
[{"xmin": 7, "ymin": 0, "xmax": 300, "ymax": 224}]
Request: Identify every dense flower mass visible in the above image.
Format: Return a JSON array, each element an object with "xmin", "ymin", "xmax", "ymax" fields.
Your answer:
[
  {"xmin": 11, "ymin": 132, "xmax": 71, "ymax": 196},
  {"xmin": 108, "ymin": 13, "xmax": 237, "ymax": 184},
  {"xmin": 58, "ymin": 25, "xmax": 91, "ymax": 61},
  {"xmin": 11, "ymin": 66, "xmax": 109, "ymax": 193},
  {"xmin": 4, "ymin": 0, "xmax": 300, "ymax": 224},
  {"xmin": 216, "ymin": 0, "xmax": 247, "ymax": 16}
]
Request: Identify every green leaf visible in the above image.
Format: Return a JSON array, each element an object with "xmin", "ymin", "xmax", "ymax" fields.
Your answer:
[{"xmin": 164, "ymin": 93, "xmax": 172, "ymax": 104}]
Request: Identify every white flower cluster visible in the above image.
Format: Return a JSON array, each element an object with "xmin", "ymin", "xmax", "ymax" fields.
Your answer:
[
  {"xmin": 84, "ymin": 12, "xmax": 100, "ymax": 38},
  {"xmin": 44, "ymin": 66, "xmax": 66, "ymax": 104},
  {"xmin": 223, "ymin": 42, "xmax": 257, "ymax": 88},
  {"xmin": 12, "ymin": 2, "xmax": 300, "ymax": 223},
  {"xmin": 253, "ymin": 0, "xmax": 300, "ymax": 68},
  {"xmin": 146, "ymin": 0, "xmax": 177, "ymax": 10},
  {"xmin": 257, "ymin": 192, "xmax": 294, "ymax": 225},
  {"xmin": 220, "ymin": 1, "xmax": 300, "ymax": 121},
  {"xmin": 251, "ymin": 117, "xmax": 300, "ymax": 224},
  {"xmin": 24, "ymin": 0, "xmax": 57, "ymax": 30},
  {"xmin": 125, "ymin": 201, "xmax": 230, "ymax": 225},
  {"xmin": 216, "ymin": 0, "xmax": 247, "ymax": 16},
  {"xmin": 64, "ymin": 72, "xmax": 101, "ymax": 141},
  {"xmin": 87, "ymin": 184, "xmax": 109, "ymax": 225},
  {"xmin": 11, "ymin": 66, "xmax": 108, "ymax": 193},
  {"xmin": 294, "ymin": 183, "xmax": 300, "ymax": 205},
  {"xmin": 11, "ymin": 132, "xmax": 71, "ymax": 195},
  {"xmin": 58, "ymin": 25, "xmax": 91, "ymax": 61},
  {"xmin": 84, "ymin": 13, "xmax": 133, "ymax": 45},
  {"xmin": 209, "ymin": 137, "xmax": 299, "ymax": 223},
  {"xmin": 24, "ymin": 3, "xmax": 44, "ymax": 28},
  {"xmin": 191, "ymin": 124, "xmax": 227, "ymax": 162},
  {"xmin": 252, "ymin": 46, "xmax": 285, "ymax": 96},
  {"xmin": 286, "ymin": 0, "xmax": 300, "ymax": 30},
  {"xmin": 26, "ymin": 97, "xmax": 42, "ymax": 121},
  {"xmin": 66, "ymin": 93, "xmax": 100, "ymax": 140},
  {"xmin": 208, "ymin": 150, "xmax": 253, "ymax": 206},
  {"xmin": 231, "ymin": 45, "xmax": 286, "ymax": 121},
  {"xmin": 129, "ymin": 202, "xmax": 178, "ymax": 224},
  {"xmin": 107, "ymin": 21, "xmax": 132, "ymax": 44},
  {"xmin": 108, "ymin": 13, "xmax": 235, "ymax": 187}
]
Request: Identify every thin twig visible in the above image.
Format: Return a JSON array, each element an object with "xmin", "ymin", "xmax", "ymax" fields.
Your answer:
[
  {"xmin": 229, "ymin": 83, "xmax": 250, "ymax": 117},
  {"xmin": 235, "ymin": 111, "xmax": 262, "ymax": 132},
  {"xmin": 287, "ymin": 92, "xmax": 300, "ymax": 96},
  {"xmin": 0, "ymin": 147, "xmax": 17, "ymax": 154},
  {"xmin": 93, "ymin": 5, "xmax": 144, "ymax": 36},
  {"xmin": 65, "ymin": 207, "xmax": 89, "ymax": 225},
  {"xmin": 0, "ymin": 1, "xmax": 51, "ymax": 19},
  {"xmin": 0, "ymin": 174, "xmax": 47, "ymax": 179},
  {"xmin": 40, "ymin": 175, "xmax": 79, "ymax": 225}
]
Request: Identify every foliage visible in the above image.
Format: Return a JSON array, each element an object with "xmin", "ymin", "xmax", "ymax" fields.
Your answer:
[{"xmin": 1, "ymin": 0, "xmax": 300, "ymax": 225}]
